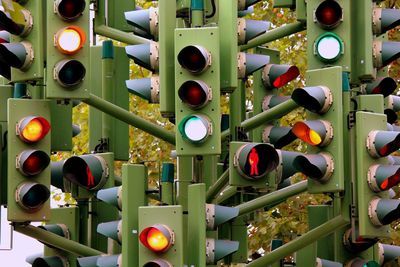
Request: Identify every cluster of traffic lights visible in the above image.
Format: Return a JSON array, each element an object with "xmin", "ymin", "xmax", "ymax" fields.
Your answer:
[{"xmin": 15, "ymin": 115, "xmax": 51, "ymax": 211}]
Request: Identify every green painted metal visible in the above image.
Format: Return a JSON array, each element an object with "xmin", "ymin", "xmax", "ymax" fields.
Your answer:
[
  {"xmin": 138, "ymin": 205, "xmax": 184, "ymax": 266},
  {"xmin": 90, "ymin": 153, "xmax": 118, "ymax": 253},
  {"xmin": 7, "ymin": 98, "xmax": 51, "ymax": 222},
  {"xmin": 45, "ymin": 0, "xmax": 90, "ymax": 99},
  {"xmin": 303, "ymin": 67, "xmax": 345, "ymax": 193},
  {"xmin": 240, "ymin": 22, "xmax": 305, "ymax": 51},
  {"xmin": 221, "ymin": 98, "xmax": 299, "ymax": 140},
  {"xmin": 95, "ymin": 25, "xmax": 151, "ymax": 45},
  {"xmin": 252, "ymin": 47, "xmax": 280, "ymax": 143},
  {"xmin": 309, "ymin": 205, "xmax": 334, "ymax": 260},
  {"xmin": 14, "ymin": 223, "xmax": 103, "ymax": 256},
  {"xmin": 175, "ymin": 27, "xmax": 221, "ymax": 155},
  {"xmin": 215, "ymin": 185, "xmax": 238, "ymax": 204},
  {"xmin": 89, "ymin": 45, "xmax": 129, "ymax": 160},
  {"xmin": 83, "ymin": 93, "xmax": 175, "ymax": 145},
  {"xmin": 230, "ymin": 80, "xmax": 246, "ymax": 141},
  {"xmin": 50, "ymin": 101, "xmax": 73, "ymax": 151},
  {"xmin": 206, "ymin": 169, "xmax": 229, "ymax": 203},
  {"xmin": 187, "ymin": 184, "xmax": 207, "ymax": 266},
  {"xmin": 159, "ymin": 0, "xmax": 176, "ymax": 118},
  {"xmin": 296, "ymin": 243, "xmax": 317, "ymax": 267},
  {"xmin": 245, "ymin": 216, "xmax": 348, "ymax": 267},
  {"xmin": 161, "ymin": 162, "xmax": 174, "ymax": 205},
  {"xmin": 354, "ymin": 110, "xmax": 389, "ymax": 238},
  {"xmin": 218, "ymin": 0, "xmax": 238, "ymax": 93},
  {"xmin": 236, "ymin": 180, "xmax": 307, "ymax": 216},
  {"xmin": 42, "ymin": 207, "xmax": 80, "ymax": 267},
  {"xmin": 121, "ymin": 164, "xmax": 147, "ymax": 266},
  {"xmin": 94, "ymin": 0, "xmax": 134, "ymax": 32},
  {"xmin": 4, "ymin": 0, "xmax": 45, "ymax": 82},
  {"xmin": 307, "ymin": 0, "xmax": 351, "ymax": 72},
  {"xmin": 0, "ymin": 85, "xmax": 12, "ymax": 205}
]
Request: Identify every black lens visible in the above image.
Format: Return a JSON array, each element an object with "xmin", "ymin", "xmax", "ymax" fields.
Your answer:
[
  {"xmin": 177, "ymin": 45, "xmax": 209, "ymax": 74},
  {"xmin": 57, "ymin": 0, "xmax": 86, "ymax": 21},
  {"xmin": 315, "ymin": 1, "xmax": 342, "ymax": 29},
  {"xmin": 21, "ymin": 184, "xmax": 50, "ymax": 209},
  {"xmin": 56, "ymin": 60, "xmax": 86, "ymax": 88}
]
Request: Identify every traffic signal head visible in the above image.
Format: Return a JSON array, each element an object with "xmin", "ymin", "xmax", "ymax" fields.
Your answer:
[
  {"xmin": 175, "ymin": 27, "xmax": 220, "ymax": 156},
  {"xmin": 234, "ymin": 143, "xmax": 279, "ymax": 180},
  {"xmin": 369, "ymin": 198, "xmax": 400, "ymax": 226},
  {"xmin": 342, "ymin": 228, "xmax": 377, "ymax": 254},
  {"xmin": 385, "ymin": 95, "xmax": 400, "ymax": 124},
  {"xmin": 206, "ymin": 239, "xmax": 239, "ymax": 265},
  {"xmin": 32, "ymin": 256, "xmax": 68, "ymax": 267},
  {"xmin": 139, "ymin": 224, "xmax": 174, "ymax": 253},
  {"xmin": 346, "ymin": 258, "xmax": 380, "ymax": 267},
  {"xmin": 315, "ymin": 1, "xmax": 342, "ymax": 29},
  {"xmin": 367, "ymin": 130, "xmax": 400, "ymax": 157},
  {"xmin": 125, "ymin": 7, "xmax": 159, "ymax": 40},
  {"xmin": 7, "ymin": 99, "xmax": 52, "ymax": 221},
  {"xmin": 275, "ymin": 150, "xmax": 301, "ymax": 183},
  {"xmin": 373, "ymin": 41, "xmax": 400, "ymax": 69},
  {"xmin": 237, "ymin": 19, "xmax": 269, "ymax": 45},
  {"xmin": 97, "ymin": 220, "xmax": 122, "ymax": 244},
  {"xmin": 177, "ymin": 45, "xmax": 211, "ymax": 74},
  {"xmin": 292, "ymin": 86, "xmax": 333, "ymax": 114},
  {"xmin": 262, "ymin": 126, "xmax": 297, "ymax": 149},
  {"xmin": 96, "ymin": 186, "xmax": 122, "ymax": 211},
  {"xmin": 237, "ymin": 52, "xmax": 270, "ymax": 79},
  {"xmin": 373, "ymin": 8, "xmax": 400, "ymax": 35},
  {"xmin": 126, "ymin": 77, "xmax": 160, "ymax": 103},
  {"xmin": 0, "ymin": 3, "xmax": 32, "ymax": 36},
  {"xmin": 125, "ymin": 43, "xmax": 159, "ymax": 72},
  {"xmin": 205, "ymin": 204, "xmax": 239, "ymax": 230},
  {"xmin": 292, "ymin": 120, "xmax": 333, "ymax": 147},
  {"xmin": 46, "ymin": 0, "xmax": 89, "ymax": 99},
  {"xmin": 63, "ymin": 154, "xmax": 109, "ymax": 191},
  {"xmin": 55, "ymin": 0, "xmax": 86, "ymax": 21},
  {"xmin": 368, "ymin": 164, "xmax": 400, "ymax": 192},
  {"xmin": 262, "ymin": 64, "xmax": 300, "ymax": 89},
  {"xmin": 364, "ymin": 77, "xmax": 397, "ymax": 97},
  {"xmin": 293, "ymin": 153, "xmax": 334, "ymax": 183}
]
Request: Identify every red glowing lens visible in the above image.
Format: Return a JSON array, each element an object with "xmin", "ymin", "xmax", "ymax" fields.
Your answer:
[
  {"xmin": 178, "ymin": 80, "xmax": 209, "ymax": 109},
  {"xmin": 315, "ymin": 1, "xmax": 342, "ymax": 29},
  {"xmin": 272, "ymin": 66, "xmax": 300, "ymax": 88}
]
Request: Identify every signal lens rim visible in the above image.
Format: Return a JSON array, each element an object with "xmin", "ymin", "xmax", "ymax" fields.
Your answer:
[
  {"xmin": 315, "ymin": 32, "xmax": 343, "ymax": 62},
  {"xmin": 55, "ymin": 26, "xmax": 86, "ymax": 55},
  {"xmin": 55, "ymin": 0, "xmax": 86, "ymax": 21}
]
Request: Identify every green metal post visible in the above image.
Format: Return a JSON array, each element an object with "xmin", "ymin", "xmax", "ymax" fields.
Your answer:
[
  {"xmin": 14, "ymin": 224, "xmax": 103, "ymax": 256},
  {"xmin": 187, "ymin": 184, "xmax": 206, "ymax": 266},
  {"xmin": 122, "ymin": 164, "xmax": 147, "ymax": 267},
  {"xmin": 206, "ymin": 169, "xmax": 229, "ymax": 202},
  {"xmin": 215, "ymin": 186, "xmax": 238, "ymax": 204},
  {"xmin": 240, "ymin": 22, "xmax": 306, "ymax": 51},
  {"xmin": 102, "ymin": 41, "xmax": 114, "ymax": 150},
  {"xmin": 236, "ymin": 181, "xmax": 308, "ymax": 216},
  {"xmin": 83, "ymin": 94, "xmax": 175, "ymax": 145},
  {"xmin": 191, "ymin": 0, "xmax": 204, "ymax": 27},
  {"xmin": 245, "ymin": 216, "xmax": 348, "ymax": 267},
  {"xmin": 94, "ymin": 25, "xmax": 150, "ymax": 45},
  {"xmin": 78, "ymin": 200, "xmax": 89, "ymax": 246},
  {"xmin": 221, "ymin": 99, "xmax": 299, "ymax": 140},
  {"xmin": 230, "ymin": 81, "xmax": 246, "ymax": 141}
]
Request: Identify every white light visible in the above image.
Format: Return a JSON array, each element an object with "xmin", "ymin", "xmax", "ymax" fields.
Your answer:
[
  {"xmin": 183, "ymin": 116, "xmax": 209, "ymax": 142},
  {"xmin": 317, "ymin": 36, "xmax": 341, "ymax": 61},
  {"xmin": 58, "ymin": 29, "xmax": 81, "ymax": 53}
]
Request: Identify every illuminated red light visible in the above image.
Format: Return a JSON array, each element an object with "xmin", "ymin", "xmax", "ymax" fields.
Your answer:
[
  {"xmin": 139, "ymin": 224, "xmax": 173, "ymax": 253},
  {"xmin": 272, "ymin": 66, "xmax": 300, "ymax": 88},
  {"xmin": 18, "ymin": 150, "xmax": 50, "ymax": 176},
  {"xmin": 315, "ymin": 1, "xmax": 343, "ymax": 29},
  {"xmin": 178, "ymin": 80, "xmax": 210, "ymax": 109}
]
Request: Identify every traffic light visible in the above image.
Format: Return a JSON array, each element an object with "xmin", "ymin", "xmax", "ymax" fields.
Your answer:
[
  {"xmin": 354, "ymin": 106, "xmax": 400, "ymax": 238},
  {"xmin": 352, "ymin": 1, "xmax": 400, "ymax": 82},
  {"xmin": 385, "ymin": 94, "xmax": 400, "ymax": 124},
  {"xmin": 307, "ymin": 0, "xmax": 351, "ymax": 70},
  {"xmin": 46, "ymin": 0, "xmax": 90, "ymax": 99},
  {"xmin": 363, "ymin": 77, "xmax": 397, "ymax": 97},
  {"xmin": 291, "ymin": 66, "xmax": 344, "ymax": 193},
  {"xmin": 124, "ymin": 6, "xmax": 161, "ymax": 104},
  {"xmin": 7, "ymin": 98, "xmax": 51, "ymax": 222},
  {"xmin": 175, "ymin": 27, "xmax": 221, "ymax": 155},
  {"xmin": 229, "ymin": 141, "xmax": 280, "ymax": 187},
  {"xmin": 345, "ymin": 258, "xmax": 379, "ymax": 267},
  {"xmin": 29, "ymin": 207, "xmax": 79, "ymax": 267},
  {"xmin": 138, "ymin": 206, "xmax": 183, "ymax": 266},
  {"xmin": 0, "ymin": 0, "xmax": 44, "ymax": 82},
  {"xmin": 62, "ymin": 153, "xmax": 109, "ymax": 191}
]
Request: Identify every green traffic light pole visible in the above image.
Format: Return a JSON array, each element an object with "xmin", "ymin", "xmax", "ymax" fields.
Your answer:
[
  {"xmin": 235, "ymin": 180, "xmax": 308, "ymax": 216},
  {"xmin": 14, "ymin": 223, "xmax": 103, "ymax": 257},
  {"xmin": 245, "ymin": 216, "xmax": 348, "ymax": 267},
  {"xmin": 83, "ymin": 94, "xmax": 176, "ymax": 145},
  {"xmin": 102, "ymin": 41, "xmax": 114, "ymax": 151},
  {"xmin": 221, "ymin": 99, "xmax": 299, "ymax": 141},
  {"xmin": 206, "ymin": 169, "xmax": 229, "ymax": 202},
  {"xmin": 94, "ymin": 24, "xmax": 150, "ymax": 45},
  {"xmin": 240, "ymin": 21, "xmax": 306, "ymax": 51}
]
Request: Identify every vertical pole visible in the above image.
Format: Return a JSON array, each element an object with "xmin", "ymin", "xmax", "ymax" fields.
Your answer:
[
  {"xmin": 191, "ymin": 0, "xmax": 204, "ymax": 27},
  {"xmin": 161, "ymin": 163, "xmax": 175, "ymax": 205},
  {"xmin": 122, "ymin": 164, "xmax": 147, "ymax": 266},
  {"xmin": 102, "ymin": 40, "xmax": 114, "ymax": 151},
  {"xmin": 230, "ymin": 81, "xmax": 247, "ymax": 141},
  {"xmin": 78, "ymin": 200, "xmax": 89, "ymax": 246}
]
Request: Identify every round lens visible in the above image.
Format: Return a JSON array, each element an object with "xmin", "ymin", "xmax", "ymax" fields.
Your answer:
[
  {"xmin": 178, "ymin": 81, "xmax": 209, "ymax": 109},
  {"xmin": 57, "ymin": 0, "xmax": 86, "ymax": 20},
  {"xmin": 55, "ymin": 60, "xmax": 86, "ymax": 87},
  {"xmin": 177, "ymin": 45, "xmax": 210, "ymax": 74},
  {"xmin": 147, "ymin": 228, "xmax": 169, "ymax": 252},
  {"xmin": 315, "ymin": 1, "xmax": 342, "ymax": 29},
  {"xmin": 183, "ymin": 116, "xmax": 209, "ymax": 142},
  {"xmin": 20, "ymin": 117, "xmax": 50, "ymax": 143},
  {"xmin": 56, "ymin": 27, "xmax": 85, "ymax": 54},
  {"xmin": 21, "ymin": 151, "xmax": 50, "ymax": 176},
  {"xmin": 316, "ymin": 34, "xmax": 342, "ymax": 62}
]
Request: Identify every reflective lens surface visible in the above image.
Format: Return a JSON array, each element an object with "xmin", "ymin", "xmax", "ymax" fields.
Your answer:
[
  {"xmin": 183, "ymin": 116, "xmax": 209, "ymax": 142},
  {"xmin": 316, "ymin": 35, "xmax": 342, "ymax": 61}
]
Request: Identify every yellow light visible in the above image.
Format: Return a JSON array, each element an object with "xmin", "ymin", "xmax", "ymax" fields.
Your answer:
[
  {"xmin": 55, "ymin": 26, "xmax": 86, "ymax": 55},
  {"xmin": 22, "ymin": 119, "xmax": 45, "ymax": 142},
  {"xmin": 146, "ymin": 228, "xmax": 169, "ymax": 252},
  {"xmin": 292, "ymin": 122, "xmax": 322, "ymax": 146}
]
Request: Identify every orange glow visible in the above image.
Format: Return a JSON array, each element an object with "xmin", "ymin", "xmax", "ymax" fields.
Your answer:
[
  {"xmin": 55, "ymin": 26, "xmax": 86, "ymax": 55},
  {"xmin": 146, "ymin": 228, "xmax": 170, "ymax": 252},
  {"xmin": 292, "ymin": 122, "xmax": 322, "ymax": 145},
  {"xmin": 19, "ymin": 117, "xmax": 50, "ymax": 143}
]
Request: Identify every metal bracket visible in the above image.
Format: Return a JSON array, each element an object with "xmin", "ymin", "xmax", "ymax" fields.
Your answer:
[
  {"xmin": 93, "ymin": 138, "xmax": 109, "ymax": 153},
  {"xmin": 347, "ymin": 111, "xmax": 356, "ymax": 129}
]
